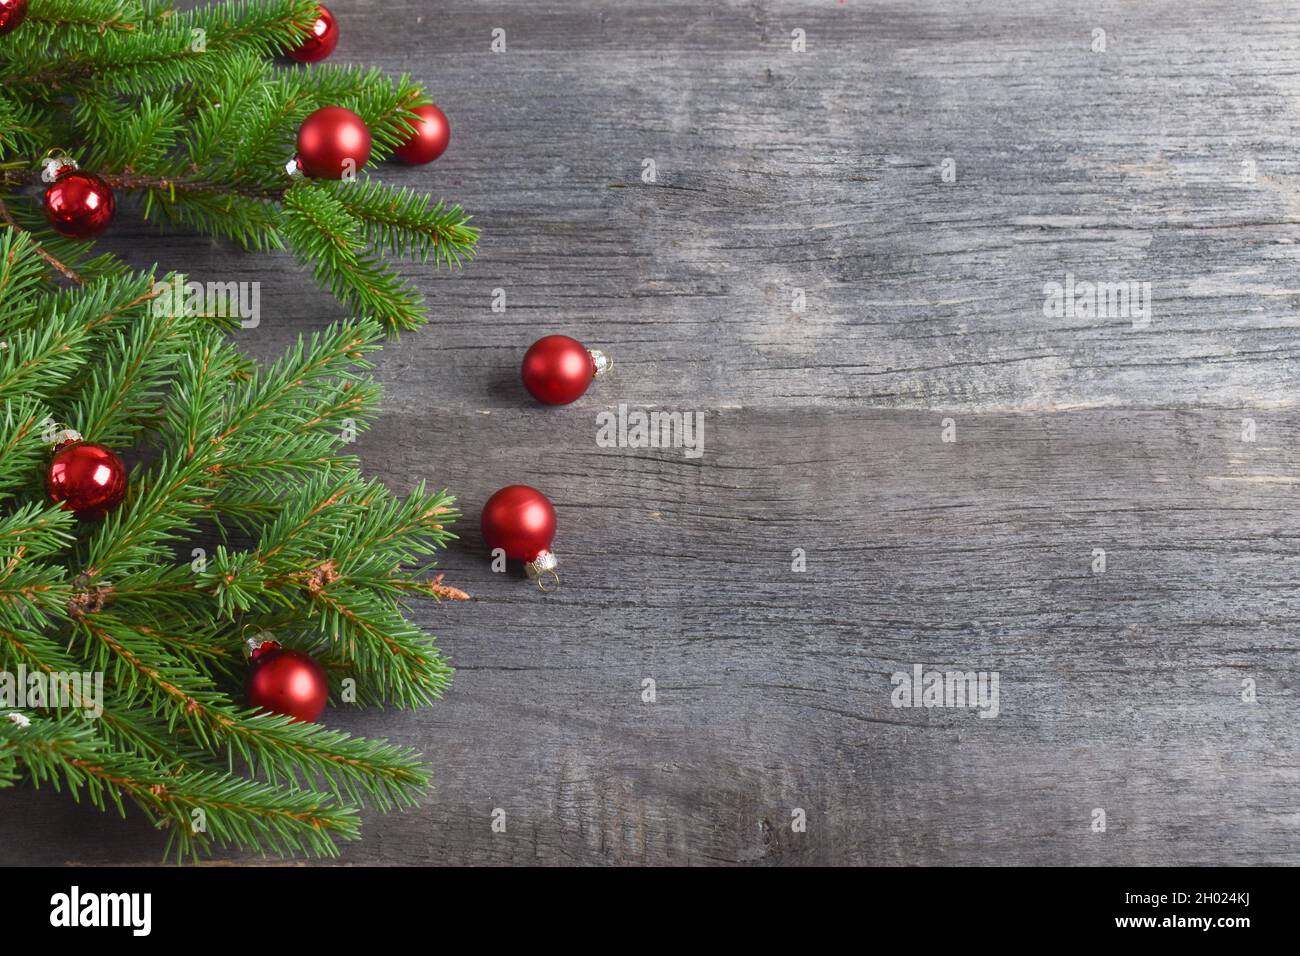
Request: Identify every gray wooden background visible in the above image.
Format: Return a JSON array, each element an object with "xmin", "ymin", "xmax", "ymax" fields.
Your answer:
[{"xmin": 4, "ymin": 0, "xmax": 1299, "ymax": 865}]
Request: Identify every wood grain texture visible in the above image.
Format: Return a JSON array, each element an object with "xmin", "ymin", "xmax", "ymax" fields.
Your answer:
[{"xmin": 3, "ymin": 0, "xmax": 1299, "ymax": 865}]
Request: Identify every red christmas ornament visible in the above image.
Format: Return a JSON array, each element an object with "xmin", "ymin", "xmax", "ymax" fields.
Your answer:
[
  {"xmin": 0, "ymin": 0, "xmax": 27, "ymax": 34},
  {"xmin": 245, "ymin": 639, "xmax": 328, "ymax": 723},
  {"xmin": 296, "ymin": 106, "xmax": 371, "ymax": 179},
  {"xmin": 393, "ymin": 104, "xmax": 451, "ymax": 165},
  {"xmin": 47, "ymin": 439, "xmax": 128, "ymax": 520},
  {"xmin": 521, "ymin": 335, "xmax": 610, "ymax": 405},
  {"xmin": 286, "ymin": 4, "xmax": 338, "ymax": 63},
  {"xmin": 481, "ymin": 485, "xmax": 559, "ymax": 585},
  {"xmin": 43, "ymin": 169, "xmax": 115, "ymax": 240}
]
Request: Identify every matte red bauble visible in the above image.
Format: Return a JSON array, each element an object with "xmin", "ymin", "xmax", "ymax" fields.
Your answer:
[
  {"xmin": 47, "ymin": 441, "xmax": 128, "ymax": 519},
  {"xmin": 521, "ymin": 335, "xmax": 609, "ymax": 405},
  {"xmin": 481, "ymin": 485, "xmax": 558, "ymax": 582},
  {"xmin": 43, "ymin": 170, "xmax": 115, "ymax": 240},
  {"xmin": 296, "ymin": 106, "xmax": 371, "ymax": 179},
  {"xmin": 0, "ymin": 0, "xmax": 27, "ymax": 34},
  {"xmin": 286, "ymin": 4, "xmax": 338, "ymax": 63},
  {"xmin": 246, "ymin": 641, "xmax": 328, "ymax": 723},
  {"xmin": 393, "ymin": 104, "xmax": 451, "ymax": 164}
]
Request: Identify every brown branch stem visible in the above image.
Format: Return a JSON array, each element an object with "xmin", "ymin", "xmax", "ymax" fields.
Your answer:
[
  {"xmin": 0, "ymin": 196, "xmax": 84, "ymax": 284},
  {"xmin": 0, "ymin": 167, "xmax": 282, "ymax": 202}
]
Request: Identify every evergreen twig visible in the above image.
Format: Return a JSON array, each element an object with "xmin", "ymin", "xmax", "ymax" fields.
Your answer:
[{"xmin": 0, "ymin": 0, "xmax": 474, "ymax": 858}]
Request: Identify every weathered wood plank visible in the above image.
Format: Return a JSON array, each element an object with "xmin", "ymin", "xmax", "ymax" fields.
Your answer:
[
  {"xmin": 4, "ymin": 407, "xmax": 1298, "ymax": 864},
  {"xmin": 103, "ymin": 0, "xmax": 1300, "ymax": 412}
]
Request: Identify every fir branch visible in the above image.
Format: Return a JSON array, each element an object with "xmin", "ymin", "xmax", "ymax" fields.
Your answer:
[
  {"xmin": 0, "ymin": 400, "xmax": 50, "ymax": 503},
  {"xmin": 198, "ymin": 477, "xmax": 458, "ymax": 707},
  {"xmin": 81, "ymin": 320, "xmax": 382, "ymax": 579},
  {"xmin": 79, "ymin": 93, "xmax": 185, "ymax": 171},
  {"xmin": 0, "ymin": 270, "xmax": 164, "ymax": 412},
  {"xmin": 0, "ymin": 200, "xmax": 85, "ymax": 285},
  {"xmin": 0, "ymin": 506, "xmax": 75, "ymax": 625},
  {"xmin": 0, "ymin": 92, "xmax": 53, "ymax": 161},
  {"xmin": 0, "ymin": 502, "xmax": 75, "ymax": 557},
  {"xmin": 76, "ymin": 611, "xmax": 431, "ymax": 809},
  {"xmin": 324, "ymin": 178, "xmax": 479, "ymax": 268},
  {"xmin": 281, "ymin": 184, "xmax": 426, "ymax": 332},
  {"xmin": 212, "ymin": 318, "xmax": 382, "ymax": 450},
  {"xmin": 0, "ymin": 196, "xmax": 132, "ymax": 285},
  {"xmin": 142, "ymin": 189, "xmax": 285, "ymax": 252},
  {"xmin": 0, "ymin": 0, "xmax": 471, "ymax": 859},
  {"xmin": 5, "ymin": 0, "xmax": 320, "ymax": 95},
  {"xmin": 68, "ymin": 312, "xmax": 204, "ymax": 446},
  {"xmin": 1, "ymin": 714, "xmax": 359, "ymax": 859},
  {"xmin": 0, "ymin": 228, "xmax": 54, "ymax": 319},
  {"xmin": 23, "ymin": 0, "xmax": 137, "ymax": 35}
]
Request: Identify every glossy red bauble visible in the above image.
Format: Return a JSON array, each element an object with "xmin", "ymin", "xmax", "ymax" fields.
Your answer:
[
  {"xmin": 286, "ymin": 4, "xmax": 338, "ymax": 63},
  {"xmin": 481, "ymin": 485, "xmax": 557, "ymax": 569},
  {"xmin": 47, "ymin": 441, "xmax": 128, "ymax": 519},
  {"xmin": 0, "ymin": 0, "xmax": 27, "ymax": 34},
  {"xmin": 296, "ymin": 106, "xmax": 371, "ymax": 179},
  {"xmin": 43, "ymin": 170, "xmax": 115, "ymax": 240},
  {"xmin": 521, "ymin": 335, "xmax": 599, "ymax": 405},
  {"xmin": 393, "ymin": 104, "xmax": 451, "ymax": 165},
  {"xmin": 246, "ymin": 643, "xmax": 328, "ymax": 723}
]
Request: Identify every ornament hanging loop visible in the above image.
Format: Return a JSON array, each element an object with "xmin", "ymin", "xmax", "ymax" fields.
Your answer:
[{"xmin": 524, "ymin": 550, "xmax": 559, "ymax": 591}]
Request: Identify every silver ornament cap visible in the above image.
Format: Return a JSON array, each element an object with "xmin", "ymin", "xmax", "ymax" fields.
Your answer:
[
  {"xmin": 524, "ymin": 550, "xmax": 557, "ymax": 578},
  {"xmin": 41, "ymin": 155, "xmax": 77, "ymax": 183}
]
